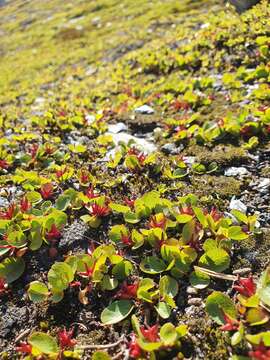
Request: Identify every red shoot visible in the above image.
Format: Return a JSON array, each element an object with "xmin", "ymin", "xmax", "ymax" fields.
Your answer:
[
  {"xmin": 44, "ymin": 143, "xmax": 55, "ymax": 155},
  {"xmin": 240, "ymin": 125, "xmax": 253, "ymax": 137},
  {"xmin": 78, "ymin": 262, "xmax": 96, "ymax": 278},
  {"xmin": 207, "ymin": 207, "xmax": 223, "ymax": 222},
  {"xmin": 220, "ymin": 313, "xmax": 239, "ymax": 332},
  {"xmin": 129, "ymin": 334, "xmax": 142, "ymax": 358},
  {"xmin": 40, "ymin": 183, "xmax": 54, "ymax": 200},
  {"xmin": 248, "ymin": 343, "xmax": 270, "ymax": 360},
  {"xmin": 172, "ymin": 99, "xmax": 190, "ymax": 111},
  {"xmin": 29, "ymin": 144, "xmax": 39, "ymax": 159},
  {"xmin": 124, "ymin": 197, "xmax": 136, "ymax": 209},
  {"xmin": 121, "ymin": 232, "xmax": 132, "ymax": 246},
  {"xmin": 58, "ymin": 327, "xmax": 76, "ymax": 349},
  {"xmin": 180, "ymin": 206, "xmax": 194, "ymax": 216},
  {"xmin": 80, "ymin": 170, "xmax": 89, "ymax": 184},
  {"xmin": 148, "ymin": 215, "xmax": 166, "ymax": 229},
  {"xmin": 0, "ymin": 159, "xmax": 9, "ymax": 169},
  {"xmin": 233, "ymin": 275, "xmax": 256, "ymax": 298},
  {"xmin": 140, "ymin": 324, "xmax": 159, "ymax": 342},
  {"xmin": 46, "ymin": 224, "xmax": 62, "ymax": 241},
  {"xmin": 128, "ymin": 147, "xmax": 146, "ymax": 165},
  {"xmin": 16, "ymin": 342, "xmax": 32, "ymax": 354},
  {"xmin": 85, "ymin": 187, "xmax": 99, "ymax": 199},
  {"xmin": 0, "ymin": 203, "xmax": 16, "ymax": 220},
  {"xmin": 56, "ymin": 167, "xmax": 67, "ymax": 180},
  {"xmin": 115, "ymin": 281, "xmax": 138, "ymax": 300},
  {"xmin": 20, "ymin": 197, "xmax": 31, "ymax": 213},
  {"xmin": 88, "ymin": 203, "xmax": 110, "ymax": 217},
  {"xmin": 175, "ymin": 124, "xmax": 187, "ymax": 133},
  {"xmin": 70, "ymin": 281, "xmax": 81, "ymax": 288}
]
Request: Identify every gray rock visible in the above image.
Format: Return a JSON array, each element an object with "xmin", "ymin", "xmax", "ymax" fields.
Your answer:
[
  {"xmin": 228, "ymin": 0, "xmax": 261, "ymax": 13},
  {"xmin": 59, "ymin": 221, "xmax": 89, "ymax": 252},
  {"xmin": 187, "ymin": 298, "xmax": 203, "ymax": 306},
  {"xmin": 258, "ymin": 178, "xmax": 270, "ymax": 189},
  {"xmin": 134, "ymin": 105, "xmax": 154, "ymax": 115},
  {"xmin": 229, "ymin": 197, "xmax": 247, "ymax": 213},
  {"xmin": 107, "ymin": 122, "xmax": 128, "ymax": 134},
  {"xmin": 161, "ymin": 143, "xmax": 181, "ymax": 155},
  {"xmin": 224, "ymin": 167, "xmax": 250, "ymax": 177},
  {"xmin": 0, "ymin": 197, "xmax": 9, "ymax": 208}
]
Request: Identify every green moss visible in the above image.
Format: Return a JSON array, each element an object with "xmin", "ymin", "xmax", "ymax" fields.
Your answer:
[
  {"xmin": 186, "ymin": 144, "xmax": 248, "ymax": 166},
  {"xmin": 190, "ymin": 175, "xmax": 242, "ymax": 198}
]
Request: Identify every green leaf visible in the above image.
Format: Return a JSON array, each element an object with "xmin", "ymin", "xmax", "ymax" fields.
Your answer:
[
  {"xmin": 124, "ymin": 212, "xmax": 140, "ymax": 224},
  {"xmin": 140, "ymin": 256, "xmax": 167, "ymax": 274},
  {"xmin": 176, "ymin": 324, "xmax": 188, "ymax": 337},
  {"xmin": 112, "ymin": 260, "xmax": 133, "ymax": 280},
  {"xmin": 48, "ymin": 262, "xmax": 74, "ymax": 291},
  {"xmin": 160, "ymin": 323, "xmax": 177, "ymax": 346},
  {"xmin": 28, "ymin": 281, "xmax": 49, "ymax": 303},
  {"xmin": 182, "ymin": 220, "xmax": 195, "ymax": 243},
  {"xmin": 231, "ymin": 210, "xmax": 248, "ymax": 224},
  {"xmin": 155, "ymin": 302, "xmax": 171, "ymax": 319},
  {"xmin": 0, "ymin": 257, "xmax": 25, "ymax": 283},
  {"xmin": 199, "ymin": 248, "xmax": 230, "ymax": 272},
  {"xmin": 159, "ymin": 275, "xmax": 178, "ymax": 298},
  {"xmin": 26, "ymin": 191, "xmax": 42, "ymax": 204},
  {"xmin": 246, "ymin": 332, "xmax": 270, "ymax": 346},
  {"xmin": 131, "ymin": 315, "xmax": 143, "ymax": 337},
  {"xmin": 193, "ymin": 207, "xmax": 207, "ymax": 227},
  {"xmin": 228, "ymin": 226, "xmax": 249, "ymax": 240},
  {"xmin": 55, "ymin": 195, "xmax": 71, "ymax": 211},
  {"xmin": 109, "ymin": 203, "xmax": 130, "ymax": 214},
  {"xmin": 256, "ymin": 267, "xmax": 270, "ymax": 306},
  {"xmin": 246, "ymin": 308, "xmax": 269, "ymax": 326},
  {"xmin": 206, "ymin": 291, "xmax": 237, "ymax": 325},
  {"xmin": 29, "ymin": 332, "xmax": 59, "ymax": 354},
  {"xmin": 101, "ymin": 275, "xmax": 118, "ymax": 291},
  {"xmin": 101, "ymin": 300, "xmax": 134, "ymax": 325},
  {"xmin": 175, "ymin": 214, "xmax": 193, "ymax": 223},
  {"xmin": 109, "ymin": 225, "xmax": 128, "ymax": 243},
  {"xmin": 92, "ymin": 351, "xmax": 112, "ymax": 360},
  {"xmin": 189, "ymin": 269, "xmax": 210, "ymax": 289},
  {"xmin": 136, "ymin": 338, "xmax": 162, "ymax": 352}
]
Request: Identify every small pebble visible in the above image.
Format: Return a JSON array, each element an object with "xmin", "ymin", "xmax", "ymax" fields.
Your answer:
[
  {"xmin": 186, "ymin": 286, "xmax": 198, "ymax": 295},
  {"xmin": 187, "ymin": 298, "xmax": 202, "ymax": 306},
  {"xmin": 134, "ymin": 104, "xmax": 154, "ymax": 114},
  {"xmin": 233, "ymin": 267, "xmax": 252, "ymax": 275}
]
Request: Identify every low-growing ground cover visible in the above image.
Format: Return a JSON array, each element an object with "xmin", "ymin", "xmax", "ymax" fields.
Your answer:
[{"xmin": 0, "ymin": 0, "xmax": 270, "ymax": 359}]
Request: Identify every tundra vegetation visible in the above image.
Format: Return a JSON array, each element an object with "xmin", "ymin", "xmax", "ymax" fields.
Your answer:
[{"xmin": 0, "ymin": 0, "xmax": 270, "ymax": 359}]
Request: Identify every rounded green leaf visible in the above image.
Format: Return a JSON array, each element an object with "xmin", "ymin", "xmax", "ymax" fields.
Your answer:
[
  {"xmin": 92, "ymin": 351, "xmax": 112, "ymax": 360},
  {"xmin": 48, "ymin": 262, "xmax": 74, "ymax": 291},
  {"xmin": 0, "ymin": 257, "xmax": 25, "ymax": 283},
  {"xmin": 55, "ymin": 195, "xmax": 71, "ymax": 211},
  {"xmin": 140, "ymin": 256, "xmax": 167, "ymax": 274},
  {"xmin": 101, "ymin": 300, "xmax": 134, "ymax": 325},
  {"xmin": 155, "ymin": 302, "xmax": 171, "ymax": 319},
  {"xmin": 228, "ymin": 226, "xmax": 249, "ymax": 240},
  {"xmin": 159, "ymin": 275, "xmax": 179, "ymax": 297},
  {"xmin": 26, "ymin": 191, "xmax": 42, "ymax": 204},
  {"xmin": 189, "ymin": 269, "xmax": 210, "ymax": 289},
  {"xmin": 101, "ymin": 275, "xmax": 118, "ymax": 290},
  {"xmin": 206, "ymin": 291, "xmax": 237, "ymax": 325},
  {"xmin": 29, "ymin": 332, "xmax": 59, "ymax": 354},
  {"xmin": 28, "ymin": 281, "xmax": 49, "ymax": 303},
  {"xmin": 160, "ymin": 323, "xmax": 177, "ymax": 346},
  {"xmin": 199, "ymin": 248, "xmax": 230, "ymax": 272},
  {"xmin": 137, "ymin": 338, "xmax": 162, "ymax": 352}
]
